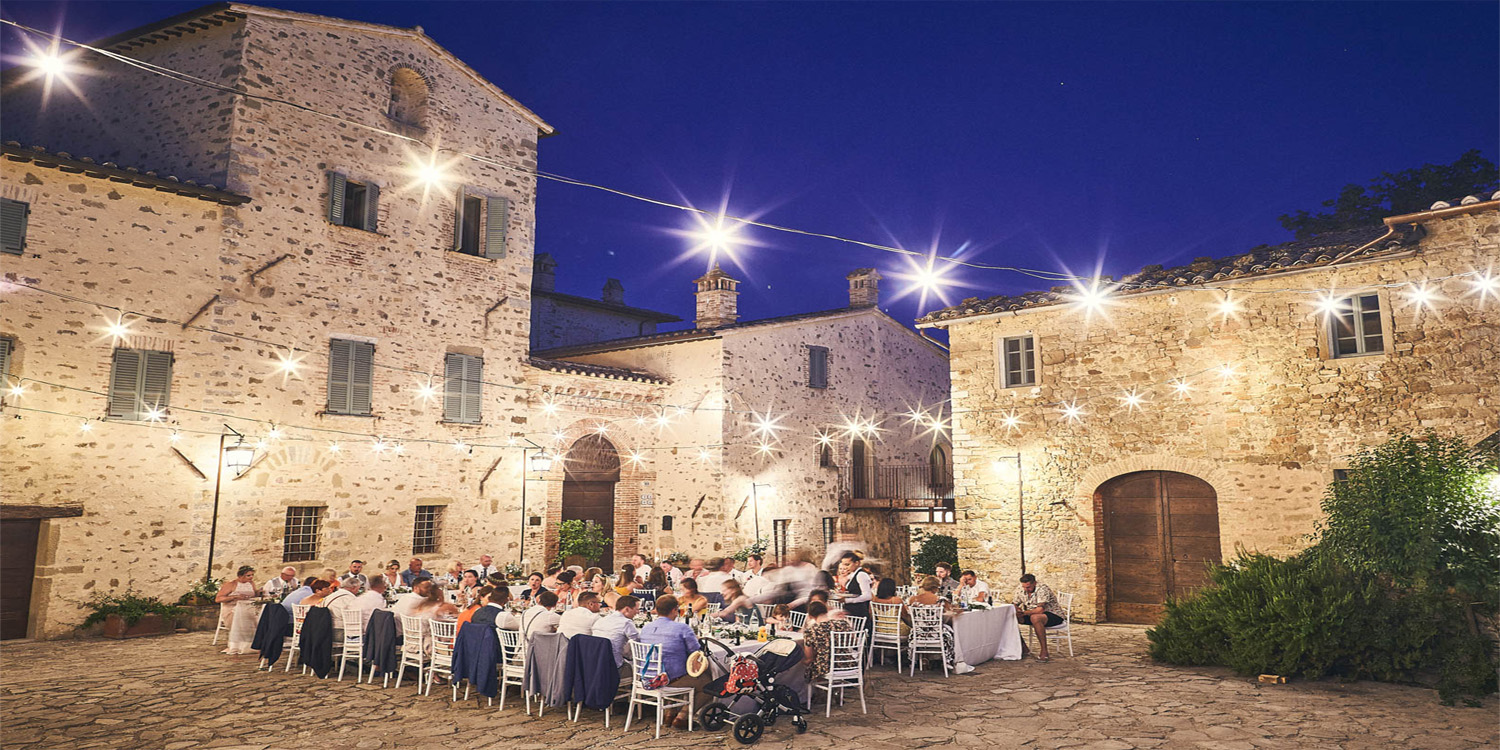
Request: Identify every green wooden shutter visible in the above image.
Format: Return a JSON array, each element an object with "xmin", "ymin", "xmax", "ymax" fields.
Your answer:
[
  {"xmin": 463, "ymin": 355, "xmax": 483, "ymax": 423},
  {"xmin": 442, "ymin": 353, "xmax": 465, "ymax": 421},
  {"xmin": 326, "ymin": 340, "xmax": 352, "ymax": 413},
  {"xmin": 349, "ymin": 340, "xmax": 374, "ymax": 415},
  {"xmin": 108, "ymin": 349, "xmax": 144, "ymax": 419},
  {"xmin": 140, "ymin": 350, "xmax": 173, "ymax": 413},
  {"xmin": 1, "ymin": 198, "xmax": 29, "ymax": 255},
  {"xmin": 0, "ymin": 337, "xmax": 13, "ymax": 381},
  {"xmin": 364, "ymin": 182, "xmax": 380, "ymax": 233},
  {"xmin": 453, "ymin": 187, "xmax": 466, "ymax": 251},
  {"xmin": 327, "ymin": 172, "xmax": 347, "ymax": 225},
  {"xmin": 484, "ymin": 196, "xmax": 509, "ymax": 259}
]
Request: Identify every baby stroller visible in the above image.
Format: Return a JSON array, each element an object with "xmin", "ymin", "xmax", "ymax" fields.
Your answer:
[{"xmin": 696, "ymin": 637, "xmax": 809, "ymax": 744}]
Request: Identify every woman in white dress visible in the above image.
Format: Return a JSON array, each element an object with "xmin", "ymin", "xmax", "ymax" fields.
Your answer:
[{"xmin": 215, "ymin": 565, "xmax": 260, "ymax": 655}]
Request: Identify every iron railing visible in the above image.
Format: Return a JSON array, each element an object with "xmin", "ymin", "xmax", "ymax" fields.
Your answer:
[{"xmin": 838, "ymin": 463, "xmax": 954, "ymax": 511}]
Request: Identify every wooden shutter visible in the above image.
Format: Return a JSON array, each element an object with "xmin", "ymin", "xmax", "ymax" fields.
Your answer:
[
  {"xmin": 452, "ymin": 188, "xmax": 466, "ymax": 251},
  {"xmin": 0, "ymin": 338, "xmax": 11, "ymax": 380},
  {"xmin": 363, "ymin": 182, "xmax": 381, "ymax": 233},
  {"xmin": 808, "ymin": 346, "xmax": 829, "ymax": 388},
  {"xmin": 108, "ymin": 349, "xmax": 143, "ymax": 418},
  {"xmin": 463, "ymin": 355, "xmax": 483, "ymax": 422},
  {"xmin": 327, "ymin": 172, "xmax": 347, "ymax": 225},
  {"xmin": 443, "ymin": 353, "xmax": 483, "ymax": 423},
  {"xmin": 326, "ymin": 340, "xmax": 351, "ymax": 413},
  {"xmin": 327, "ymin": 339, "xmax": 375, "ymax": 415},
  {"xmin": 0, "ymin": 199, "xmax": 28, "ymax": 255},
  {"xmin": 484, "ymin": 196, "xmax": 509, "ymax": 259},
  {"xmin": 140, "ymin": 350, "xmax": 173, "ymax": 413}
]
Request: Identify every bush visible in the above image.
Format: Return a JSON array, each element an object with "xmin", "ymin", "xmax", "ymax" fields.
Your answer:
[
  {"xmin": 1149, "ymin": 432, "xmax": 1499, "ymax": 705},
  {"xmin": 555, "ymin": 520, "xmax": 612, "ymax": 568},
  {"xmin": 732, "ymin": 537, "xmax": 768, "ymax": 562},
  {"xmin": 910, "ymin": 528, "xmax": 957, "ymax": 577},
  {"xmin": 177, "ymin": 577, "xmax": 222, "ymax": 605},
  {"xmin": 79, "ymin": 590, "xmax": 189, "ymax": 628}
]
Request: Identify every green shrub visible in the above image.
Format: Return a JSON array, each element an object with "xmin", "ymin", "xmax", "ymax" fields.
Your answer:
[
  {"xmin": 910, "ymin": 528, "xmax": 957, "ymax": 577},
  {"xmin": 79, "ymin": 590, "xmax": 189, "ymax": 628},
  {"xmin": 176, "ymin": 577, "xmax": 222, "ymax": 605},
  {"xmin": 555, "ymin": 520, "xmax": 612, "ymax": 567},
  {"xmin": 732, "ymin": 537, "xmax": 768, "ymax": 562},
  {"xmin": 1149, "ymin": 432, "xmax": 1499, "ymax": 705}
]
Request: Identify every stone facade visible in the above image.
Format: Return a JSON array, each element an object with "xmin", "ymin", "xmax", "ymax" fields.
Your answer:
[
  {"xmin": 923, "ymin": 204, "xmax": 1500, "ymax": 623},
  {"xmin": 2, "ymin": 5, "xmax": 549, "ymax": 637},
  {"xmin": 527, "ymin": 254, "xmax": 680, "ymax": 351}
]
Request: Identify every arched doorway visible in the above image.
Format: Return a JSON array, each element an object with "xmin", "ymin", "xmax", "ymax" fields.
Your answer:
[
  {"xmin": 561, "ymin": 434, "xmax": 620, "ymax": 569},
  {"xmin": 1098, "ymin": 470, "xmax": 1220, "ymax": 624}
]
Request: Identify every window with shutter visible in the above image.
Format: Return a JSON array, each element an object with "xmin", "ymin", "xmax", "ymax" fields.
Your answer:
[
  {"xmin": 456, "ymin": 192, "xmax": 484, "ymax": 256},
  {"xmin": 326, "ymin": 339, "xmax": 375, "ymax": 415},
  {"xmin": 807, "ymin": 346, "xmax": 829, "ymax": 389},
  {"xmin": 484, "ymin": 196, "xmax": 509, "ymax": 259},
  {"xmin": 1001, "ymin": 335, "xmax": 1036, "ymax": 387},
  {"xmin": 326, "ymin": 172, "xmax": 378, "ymax": 231},
  {"xmin": 0, "ymin": 198, "xmax": 29, "ymax": 255},
  {"xmin": 108, "ymin": 348, "xmax": 173, "ymax": 420},
  {"xmin": 442, "ymin": 353, "xmax": 483, "ymax": 423},
  {"xmin": 0, "ymin": 337, "xmax": 13, "ymax": 383}
]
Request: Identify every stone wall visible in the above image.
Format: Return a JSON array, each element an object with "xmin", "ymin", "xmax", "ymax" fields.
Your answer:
[
  {"xmin": 1, "ymin": 10, "xmax": 548, "ymax": 637},
  {"xmin": 530, "ymin": 295, "xmax": 661, "ymax": 351},
  {"xmin": 940, "ymin": 209, "xmax": 1500, "ymax": 622}
]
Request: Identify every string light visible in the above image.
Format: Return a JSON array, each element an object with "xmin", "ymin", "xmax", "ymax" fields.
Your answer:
[
  {"xmin": 1120, "ymin": 390, "xmax": 1146, "ymax": 411},
  {"xmin": 1060, "ymin": 402, "xmax": 1084, "ymax": 422},
  {"xmin": 101, "ymin": 313, "xmax": 135, "ymax": 344},
  {"xmin": 626, "ymin": 450, "xmax": 646, "ymax": 467},
  {"xmin": 540, "ymin": 398, "xmax": 561, "ymax": 417},
  {"xmin": 371, "ymin": 439, "xmax": 388, "ymax": 454},
  {"xmin": 328, "ymin": 442, "xmax": 342, "ymax": 454},
  {"xmin": 1216, "ymin": 363, "xmax": 1239, "ymax": 380},
  {"xmin": 1471, "ymin": 272, "xmax": 1498, "ymax": 300},
  {"xmin": 687, "ymin": 213, "xmax": 746, "ymax": 268},
  {"xmin": 168, "ymin": 430, "xmax": 181, "ymax": 443},
  {"xmin": 1171, "ymin": 379, "xmax": 1193, "ymax": 398},
  {"xmin": 749, "ymin": 410, "xmax": 784, "ymax": 441},
  {"xmin": 1001, "ymin": 411, "xmax": 1023, "ymax": 431},
  {"xmin": 78, "ymin": 419, "xmax": 93, "ymax": 433},
  {"xmin": 1215, "ymin": 294, "xmax": 1240, "ymax": 318},
  {"xmin": 755, "ymin": 441, "xmax": 775, "ymax": 456},
  {"xmin": 273, "ymin": 349, "xmax": 304, "ymax": 378},
  {"xmin": 697, "ymin": 448, "xmax": 712, "ymax": 462},
  {"xmin": 594, "ymin": 422, "xmax": 610, "ymax": 435},
  {"xmin": 266, "ymin": 426, "xmax": 283, "ymax": 440},
  {"xmin": 1068, "ymin": 279, "xmax": 1115, "ymax": 319},
  {"xmin": 143, "ymin": 405, "xmax": 166, "ymax": 422},
  {"xmin": 6, "ymin": 382, "xmax": 24, "ymax": 398},
  {"xmin": 414, "ymin": 379, "xmax": 440, "ymax": 403},
  {"xmin": 1314, "ymin": 294, "xmax": 1346, "ymax": 317},
  {"xmin": 452, "ymin": 439, "xmax": 469, "ymax": 453},
  {"xmin": 1406, "ymin": 283, "xmax": 1438, "ymax": 310},
  {"xmin": 392, "ymin": 443, "xmax": 406, "ymax": 455}
]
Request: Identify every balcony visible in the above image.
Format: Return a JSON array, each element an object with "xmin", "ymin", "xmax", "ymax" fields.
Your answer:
[{"xmin": 838, "ymin": 463, "xmax": 955, "ymax": 513}]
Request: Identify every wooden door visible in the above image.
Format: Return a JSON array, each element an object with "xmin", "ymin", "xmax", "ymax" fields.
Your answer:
[
  {"xmin": 1100, "ymin": 471, "xmax": 1219, "ymax": 624},
  {"xmin": 561, "ymin": 435, "xmax": 620, "ymax": 569},
  {"xmin": 1, "ymin": 519, "xmax": 40, "ymax": 640},
  {"xmin": 850, "ymin": 438, "xmax": 870, "ymax": 499}
]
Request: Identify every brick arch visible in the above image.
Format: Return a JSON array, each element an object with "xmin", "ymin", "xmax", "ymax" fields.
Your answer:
[
  {"xmin": 1078, "ymin": 455, "xmax": 1232, "ymax": 623},
  {"xmin": 537, "ymin": 418, "xmax": 652, "ymax": 571}
]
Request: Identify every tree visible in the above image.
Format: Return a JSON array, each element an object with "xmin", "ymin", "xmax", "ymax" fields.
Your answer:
[
  {"xmin": 1280, "ymin": 150, "xmax": 1498, "ymax": 238},
  {"xmin": 910, "ymin": 528, "xmax": 958, "ymax": 577},
  {"xmin": 554, "ymin": 520, "xmax": 612, "ymax": 568}
]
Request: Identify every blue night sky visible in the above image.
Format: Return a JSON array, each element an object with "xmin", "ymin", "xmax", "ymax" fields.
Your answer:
[{"xmin": 4, "ymin": 2, "xmax": 1497, "ymax": 336}]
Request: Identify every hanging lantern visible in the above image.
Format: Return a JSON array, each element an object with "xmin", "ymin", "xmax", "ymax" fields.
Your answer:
[
  {"xmin": 528, "ymin": 450, "xmax": 554, "ymax": 474},
  {"xmin": 224, "ymin": 439, "xmax": 256, "ymax": 477}
]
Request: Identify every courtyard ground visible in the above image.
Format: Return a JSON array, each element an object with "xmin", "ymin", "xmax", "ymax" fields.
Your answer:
[{"xmin": 1, "ymin": 624, "xmax": 1494, "ymax": 750}]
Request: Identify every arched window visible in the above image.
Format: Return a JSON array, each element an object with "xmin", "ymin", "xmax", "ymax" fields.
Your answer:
[
  {"xmin": 387, "ymin": 68, "xmax": 429, "ymax": 128},
  {"xmin": 929, "ymin": 443, "xmax": 952, "ymax": 491}
]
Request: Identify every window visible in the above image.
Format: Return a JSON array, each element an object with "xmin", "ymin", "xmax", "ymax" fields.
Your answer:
[
  {"xmin": 1333, "ymin": 469, "xmax": 1350, "ymax": 483},
  {"xmin": 929, "ymin": 444, "xmax": 952, "ymax": 491},
  {"xmin": 1, "ymin": 198, "xmax": 29, "ymax": 255},
  {"xmin": 0, "ymin": 337, "xmax": 13, "ymax": 383},
  {"xmin": 1001, "ymin": 335, "xmax": 1035, "ymax": 387},
  {"xmin": 387, "ymin": 68, "xmax": 429, "ymax": 128},
  {"xmin": 924, "ymin": 499, "xmax": 956, "ymax": 524},
  {"xmin": 413, "ymin": 505, "xmax": 443, "ymax": 555},
  {"xmin": 817, "ymin": 441, "xmax": 833, "ymax": 468},
  {"xmin": 807, "ymin": 346, "xmax": 829, "ymax": 389},
  {"xmin": 107, "ymin": 348, "xmax": 173, "ymax": 421},
  {"xmin": 442, "ymin": 353, "xmax": 483, "ymax": 423},
  {"xmin": 452, "ymin": 188, "xmax": 510, "ymax": 259},
  {"xmin": 326, "ymin": 339, "xmax": 374, "ymax": 416},
  {"xmin": 821, "ymin": 517, "xmax": 836, "ymax": 547},
  {"xmin": 1328, "ymin": 295, "xmax": 1384, "ymax": 358},
  {"xmin": 326, "ymin": 172, "xmax": 380, "ymax": 232},
  {"xmin": 772, "ymin": 519, "xmax": 792, "ymax": 565},
  {"xmin": 283, "ymin": 507, "xmax": 323, "ymax": 562}
]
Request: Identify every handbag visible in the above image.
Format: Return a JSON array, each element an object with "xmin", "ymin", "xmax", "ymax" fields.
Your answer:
[{"xmin": 637, "ymin": 644, "xmax": 670, "ymax": 689}]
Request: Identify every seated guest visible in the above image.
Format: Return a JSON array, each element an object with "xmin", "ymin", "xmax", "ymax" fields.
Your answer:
[
  {"xmin": 357, "ymin": 576, "xmax": 390, "ymax": 632},
  {"xmin": 714, "ymin": 579, "xmax": 754, "ymax": 621},
  {"xmin": 485, "ymin": 572, "xmax": 508, "ymax": 590},
  {"xmin": 457, "ymin": 570, "xmax": 481, "ymax": 607},
  {"xmin": 522, "ymin": 591, "xmax": 561, "ymax": 639},
  {"xmin": 957, "ymin": 570, "xmax": 990, "ymax": 604},
  {"xmin": 593, "ymin": 595, "xmax": 642, "ymax": 677},
  {"xmin": 614, "ymin": 564, "xmax": 636, "ymax": 596},
  {"xmin": 871, "ymin": 577, "xmax": 909, "ymax": 637},
  {"xmin": 1013, "ymin": 573, "xmax": 1065, "ymax": 661},
  {"xmin": 808, "ymin": 589, "xmax": 831, "ymax": 607},
  {"xmin": 392, "ymin": 579, "xmax": 435, "ymax": 618},
  {"xmin": 645, "ymin": 564, "xmax": 670, "ymax": 593},
  {"xmin": 471, "ymin": 586, "xmax": 519, "ymax": 630},
  {"xmin": 742, "ymin": 554, "xmax": 766, "ymax": 591},
  {"xmin": 553, "ymin": 570, "xmax": 578, "ymax": 609},
  {"xmin": 628, "ymin": 554, "xmax": 651, "ymax": 584},
  {"xmin": 379, "ymin": 560, "xmax": 402, "ymax": 590},
  {"xmin": 637, "ymin": 595, "xmax": 702, "ymax": 729},
  {"xmin": 905, "ymin": 575, "xmax": 953, "ymax": 613},
  {"xmin": 677, "ymin": 578, "xmax": 709, "ymax": 617},
  {"xmin": 540, "ymin": 564, "xmax": 564, "ymax": 590},
  {"xmin": 933, "ymin": 562, "xmax": 961, "ymax": 599},
  {"xmin": 659, "ymin": 559, "xmax": 683, "ymax": 589},
  {"xmin": 441, "ymin": 560, "xmax": 467, "ymax": 586},
  {"xmin": 400, "ymin": 558, "xmax": 433, "ymax": 587},
  {"xmin": 802, "ymin": 601, "xmax": 853, "ymax": 683},
  {"xmin": 470, "ymin": 554, "xmax": 499, "ymax": 580},
  {"xmin": 686, "ymin": 558, "xmax": 707, "ymax": 579},
  {"xmin": 593, "ymin": 576, "xmax": 620, "ymax": 609},
  {"xmin": 320, "ymin": 577, "xmax": 363, "ymax": 640},
  {"xmin": 456, "ymin": 585, "xmax": 493, "ymax": 631},
  {"xmin": 558, "ymin": 591, "xmax": 602, "ymax": 637},
  {"xmin": 582, "ymin": 567, "xmax": 603, "ymax": 587},
  {"xmin": 338, "ymin": 560, "xmax": 367, "ymax": 591},
  {"xmin": 520, "ymin": 572, "xmax": 547, "ymax": 601},
  {"xmin": 263, "ymin": 566, "xmax": 299, "ymax": 598},
  {"xmin": 281, "ymin": 576, "xmax": 318, "ymax": 612},
  {"xmin": 766, "ymin": 604, "xmax": 791, "ymax": 627},
  {"xmin": 301, "ymin": 579, "xmax": 334, "ymax": 607}
]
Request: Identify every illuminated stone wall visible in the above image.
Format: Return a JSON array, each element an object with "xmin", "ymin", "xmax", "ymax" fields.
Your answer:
[{"xmin": 939, "ymin": 208, "xmax": 1500, "ymax": 622}]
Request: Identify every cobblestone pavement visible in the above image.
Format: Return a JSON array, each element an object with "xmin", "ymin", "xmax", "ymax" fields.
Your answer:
[{"xmin": 1, "ymin": 624, "xmax": 1494, "ymax": 750}]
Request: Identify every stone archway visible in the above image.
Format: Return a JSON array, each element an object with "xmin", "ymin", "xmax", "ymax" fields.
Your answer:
[
  {"xmin": 560, "ymin": 434, "xmax": 620, "ymax": 568},
  {"xmin": 1097, "ymin": 470, "xmax": 1221, "ymax": 624}
]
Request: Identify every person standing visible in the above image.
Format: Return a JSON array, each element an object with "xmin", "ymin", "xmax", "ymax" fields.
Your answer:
[
  {"xmin": 215, "ymin": 565, "xmax": 259, "ymax": 655},
  {"xmin": 471, "ymin": 554, "xmax": 499, "ymax": 580},
  {"xmin": 1013, "ymin": 573, "xmax": 1065, "ymax": 661},
  {"xmin": 836, "ymin": 551, "xmax": 874, "ymax": 647}
]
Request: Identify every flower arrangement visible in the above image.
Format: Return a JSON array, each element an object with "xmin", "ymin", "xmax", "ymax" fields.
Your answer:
[
  {"xmin": 176, "ymin": 577, "xmax": 223, "ymax": 606},
  {"xmin": 502, "ymin": 562, "xmax": 525, "ymax": 579}
]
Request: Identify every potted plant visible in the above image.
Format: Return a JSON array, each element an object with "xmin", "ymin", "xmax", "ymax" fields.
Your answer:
[
  {"xmin": 81, "ymin": 590, "xmax": 188, "ymax": 639},
  {"xmin": 177, "ymin": 577, "xmax": 222, "ymax": 607},
  {"xmin": 732, "ymin": 537, "xmax": 769, "ymax": 563},
  {"xmin": 555, "ymin": 519, "xmax": 613, "ymax": 568}
]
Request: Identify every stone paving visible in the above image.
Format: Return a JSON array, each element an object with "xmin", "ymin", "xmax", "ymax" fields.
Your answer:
[{"xmin": 1, "ymin": 624, "xmax": 1494, "ymax": 750}]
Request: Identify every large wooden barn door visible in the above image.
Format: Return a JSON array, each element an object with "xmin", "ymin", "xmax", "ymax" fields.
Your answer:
[
  {"xmin": 1, "ymin": 519, "xmax": 40, "ymax": 640},
  {"xmin": 1100, "ymin": 471, "xmax": 1220, "ymax": 624},
  {"xmin": 561, "ymin": 435, "xmax": 620, "ymax": 569}
]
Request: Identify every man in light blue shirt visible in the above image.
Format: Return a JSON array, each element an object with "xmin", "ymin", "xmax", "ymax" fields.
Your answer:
[
  {"xmin": 593, "ymin": 595, "xmax": 642, "ymax": 674},
  {"xmin": 281, "ymin": 577, "xmax": 315, "ymax": 613},
  {"xmin": 636, "ymin": 594, "xmax": 701, "ymax": 728}
]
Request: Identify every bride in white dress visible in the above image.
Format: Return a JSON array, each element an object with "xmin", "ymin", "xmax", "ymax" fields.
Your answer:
[{"xmin": 215, "ymin": 565, "xmax": 260, "ymax": 655}]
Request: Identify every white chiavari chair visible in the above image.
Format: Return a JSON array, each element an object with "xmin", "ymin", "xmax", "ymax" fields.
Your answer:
[
  {"xmin": 908, "ymin": 604, "xmax": 950, "ymax": 677},
  {"xmin": 283, "ymin": 604, "xmax": 311, "ymax": 673},
  {"xmin": 623, "ymin": 641, "xmax": 694, "ymax": 739},
  {"xmin": 811, "ymin": 628, "xmax": 867, "ymax": 716},
  {"xmin": 868, "ymin": 602, "xmax": 905, "ymax": 671}
]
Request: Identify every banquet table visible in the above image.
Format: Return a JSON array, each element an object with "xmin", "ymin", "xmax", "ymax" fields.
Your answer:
[{"xmin": 950, "ymin": 604, "xmax": 1023, "ymax": 674}]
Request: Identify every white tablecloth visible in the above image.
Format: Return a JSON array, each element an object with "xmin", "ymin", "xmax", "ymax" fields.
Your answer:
[
  {"xmin": 950, "ymin": 604, "xmax": 1023, "ymax": 673},
  {"xmin": 508, "ymin": 585, "xmax": 528, "ymax": 600}
]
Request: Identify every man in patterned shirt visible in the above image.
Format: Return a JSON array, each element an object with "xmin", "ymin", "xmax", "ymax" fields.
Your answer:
[{"xmin": 1013, "ymin": 573, "xmax": 1065, "ymax": 661}]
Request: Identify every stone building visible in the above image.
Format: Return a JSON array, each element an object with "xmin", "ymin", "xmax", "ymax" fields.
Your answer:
[
  {"xmin": 918, "ymin": 197, "xmax": 1500, "ymax": 623},
  {"xmin": 528, "ymin": 253, "xmax": 681, "ymax": 351},
  {"xmin": 1, "ymin": 3, "xmax": 550, "ymax": 638},
  {"xmin": 527, "ymin": 265, "xmax": 953, "ymax": 576}
]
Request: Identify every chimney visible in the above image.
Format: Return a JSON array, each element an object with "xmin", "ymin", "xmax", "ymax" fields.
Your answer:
[
  {"xmin": 847, "ymin": 268, "xmax": 882, "ymax": 308},
  {"xmin": 602, "ymin": 278, "xmax": 625, "ymax": 305},
  {"xmin": 532, "ymin": 253, "xmax": 557, "ymax": 293},
  {"xmin": 693, "ymin": 264, "xmax": 740, "ymax": 329}
]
